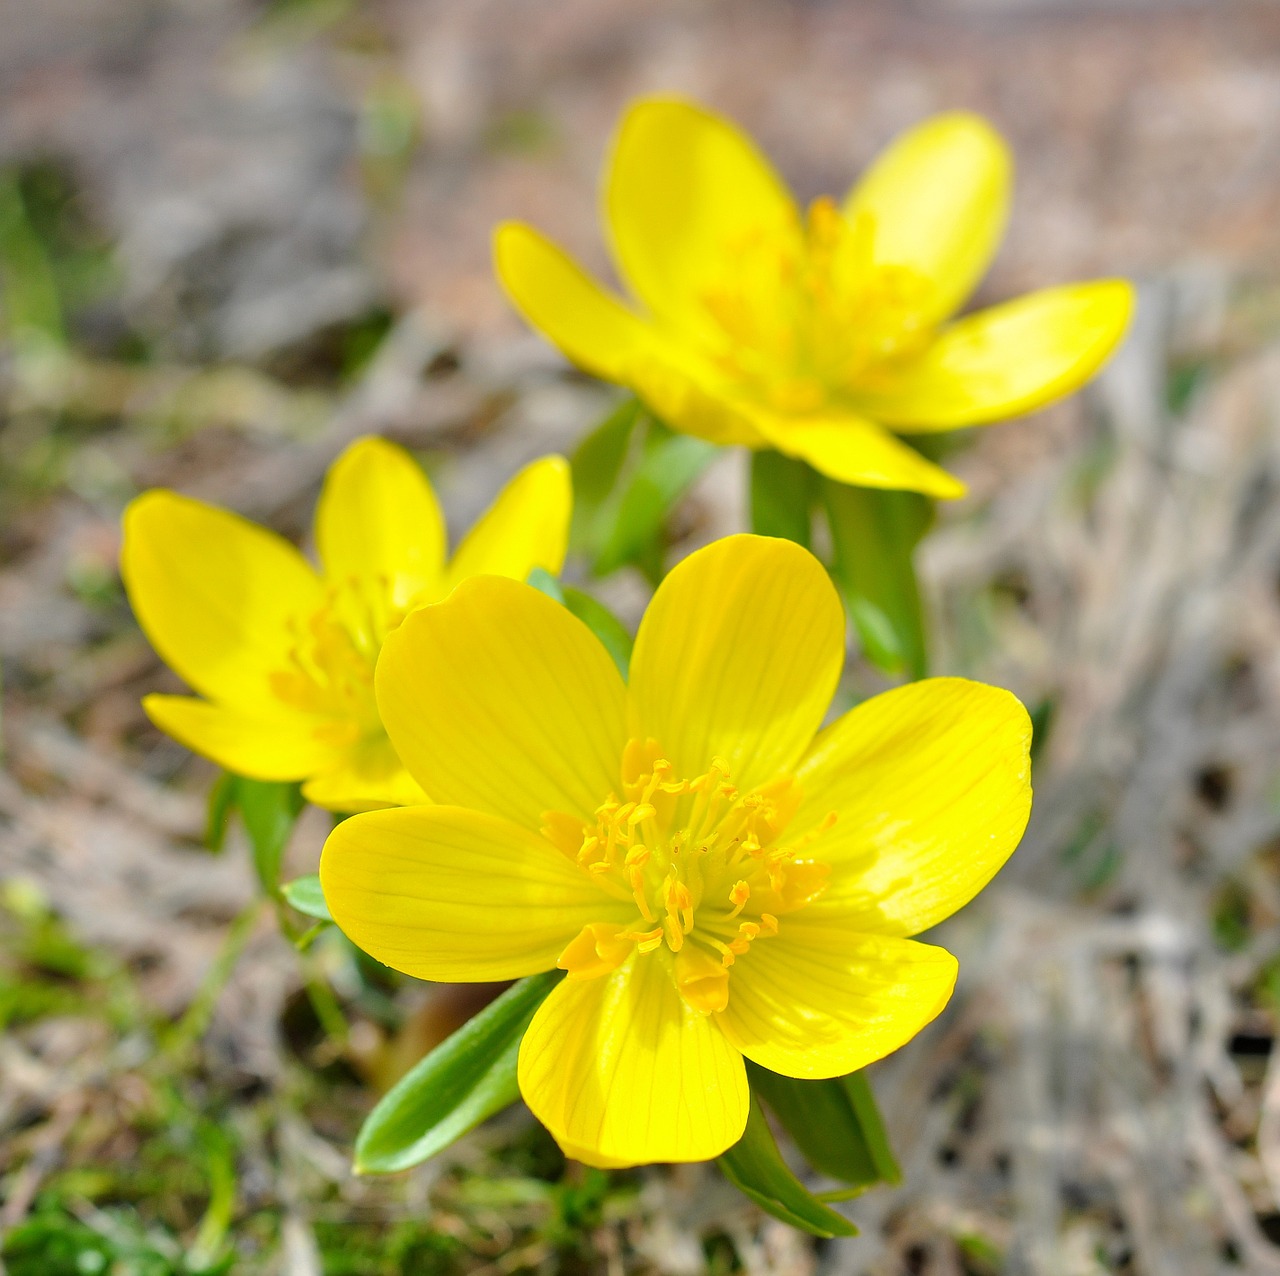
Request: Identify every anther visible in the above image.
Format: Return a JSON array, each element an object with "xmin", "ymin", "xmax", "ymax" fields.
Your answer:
[{"xmin": 622, "ymin": 926, "xmax": 664, "ymax": 954}]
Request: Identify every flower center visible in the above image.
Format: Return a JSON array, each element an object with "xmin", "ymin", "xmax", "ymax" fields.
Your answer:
[
  {"xmin": 267, "ymin": 575, "xmax": 411, "ymax": 745},
  {"xmin": 548, "ymin": 739, "xmax": 835, "ymax": 1015},
  {"xmin": 699, "ymin": 198, "xmax": 933, "ymax": 415}
]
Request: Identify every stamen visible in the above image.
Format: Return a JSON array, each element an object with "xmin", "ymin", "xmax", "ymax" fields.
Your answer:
[
  {"xmin": 622, "ymin": 926, "xmax": 665, "ymax": 954},
  {"xmin": 566, "ymin": 749, "xmax": 837, "ymax": 1010}
]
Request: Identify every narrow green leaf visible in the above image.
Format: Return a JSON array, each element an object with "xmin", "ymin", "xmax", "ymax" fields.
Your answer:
[
  {"xmin": 844, "ymin": 596, "xmax": 905, "ymax": 673},
  {"xmin": 822, "ymin": 479, "xmax": 934, "ymax": 680},
  {"xmin": 840, "ymin": 1072, "xmax": 901, "ymax": 1185},
  {"xmin": 747, "ymin": 1061, "xmax": 899, "ymax": 1189},
  {"xmin": 717, "ymin": 1096, "xmax": 858, "ymax": 1238},
  {"xmin": 235, "ymin": 778, "xmax": 304, "ymax": 896},
  {"xmin": 526, "ymin": 566, "xmax": 565, "ymax": 603},
  {"xmin": 570, "ymin": 397, "xmax": 642, "ymax": 551},
  {"xmin": 1027, "ymin": 696, "xmax": 1055, "ymax": 767},
  {"xmin": 561, "ymin": 586, "xmax": 633, "ymax": 678},
  {"xmin": 355, "ymin": 971, "xmax": 562, "ymax": 1174},
  {"xmin": 527, "ymin": 566, "xmax": 633, "ymax": 676},
  {"xmin": 291, "ymin": 921, "xmax": 329, "ymax": 951},
  {"xmin": 592, "ymin": 425, "xmax": 718, "ymax": 578},
  {"xmin": 281, "ymin": 875, "xmax": 332, "ymax": 922},
  {"xmin": 750, "ymin": 451, "xmax": 815, "ymax": 546},
  {"xmin": 205, "ymin": 772, "xmax": 237, "ymax": 853},
  {"xmin": 0, "ymin": 173, "xmax": 65, "ymax": 344}
]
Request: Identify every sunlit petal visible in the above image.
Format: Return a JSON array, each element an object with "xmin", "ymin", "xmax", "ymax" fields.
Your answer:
[
  {"xmin": 855, "ymin": 281, "xmax": 1135, "ymax": 428},
  {"xmin": 493, "ymin": 221, "xmax": 658, "ymax": 383},
  {"xmin": 447, "ymin": 456, "xmax": 572, "ymax": 589},
  {"xmin": 747, "ymin": 409, "xmax": 966, "ymax": 498},
  {"xmin": 142, "ymin": 694, "xmax": 339, "ymax": 780},
  {"xmin": 794, "ymin": 677, "xmax": 1032, "ymax": 936},
  {"xmin": 605, "ymin": 97, "xmax": 800, "ymax": 344},
  {"xmin": 122, "ymin": 491, "xmax": 324, "ymax": 712},
  {"xmin": 321, "ymin": 806, "xmax": 624, "ymax": 981},
  {"xmin": 519, "ymin": 952, "xmax": 749, "ymax": 1166},
  {"xmin": 301, "ymin": 737, "xmax": 428, "ymax": 813},
  {"xmin": 844, "ymin": 112, "xmax": 1012, "ymax": 325},
  {"xmin": 315, "ymin": 436, "xmax": 447, "ymax": 610},
  {"xmin": 719, "ymin": 920, "xmax": 958, "ymax": 1078},
  {"xmin": 629, "ymin": 535, "xmax": 844, "ymax": 791},
  {"xmin": 376, "ymin": 576, "xmax": 627, "ymax": 831}
]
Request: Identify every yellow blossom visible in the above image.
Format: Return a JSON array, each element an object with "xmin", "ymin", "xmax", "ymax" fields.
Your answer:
[
  {"xmin": 494, "ymin": 97, "xmax": 1134, "ymax": 498},
  {"xmin": 121, "ymin": 437, "xmax": 571, "ymax": 812},
  {"xmin": 321, "ymin": 534, "xmax": 1032, "ymax": 1165}
]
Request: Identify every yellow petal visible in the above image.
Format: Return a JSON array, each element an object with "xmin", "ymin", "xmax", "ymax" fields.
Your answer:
[
  {"xmin": 493, "ymin": 221, "xmax": 657, "ymax": 383},
  {"xmin": 446, "ymin": 455, "xmax": 572, "ymax": 588},
  {"xmin": 550, "ymin": 1138, "xmax": 636, "ymax": 1171},
  {"xmin": 626, "ymin": 353, "xmax": 768, "ymax": 448},
  {"xmin": 121, "ymin": 491, "xmax": 325, "ymax": 712},
  {"xmin": 375, "ymin": 576, "xmax": 627, "ymax": 831},
  {"xmin": 320, "ymin": 805, "xmax": 624, "ymax": 981},
  {"xmin": 794, "ymin": 677, "xmax": 1032, "ymax": 936},
  {"xmin": 315, "ymin": 436, "xmax": 446, "ymax": 611},
  {"xmin": 142, "ymin": 694, "xmax": 339, "ymax": 780},
  {"xmin": 855, "ymin": 280, "xmax": 1135, "ymax": 429},
  {"xmin": 747, "ymin": 409, "xmax": 966, "ymax": 499},
  {"xmin": 844, "ymin": 112, "xmax": 1012, "ymax": 326},
  {"xmin": 628, "ymin": 535, "xmax": 844, "ymax": 792},
  {"xmin": 518, "ymin": 952, "xmax": 749, "ymax": 1166},
  {"xmin": 492, "ymin": 223, "xmax": 760, "ymax": 446},
  {"xmin": 605, "ymin": 96, "xmax": 800, "ymax": 344},
  {"xmin": 718, "ymin": 920, "xmax": 958, "ymax": 1079},
  {"xmin": 301, "ymin": 737, "xmax": 428, "ymax": 813}
]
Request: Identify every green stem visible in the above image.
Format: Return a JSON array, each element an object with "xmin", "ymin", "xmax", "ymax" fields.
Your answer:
[
  {"xmin": 302, "ymin": 962, "xmax": 350, "ymax": 1047},
  {"xmin": 822, "ymin": 479, "xmax": 934, "ymax": 681},
  {"xmin": 163, "ymin": 898, "xmax": 265, "ymax": 1061},
  {"xmin": 749, "ymin": 450, "xmax": 816, "ymax": 546}
]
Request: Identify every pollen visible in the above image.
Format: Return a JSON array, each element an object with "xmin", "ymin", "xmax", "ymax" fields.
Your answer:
[{"xmin": 553, "ymin": 740, "xmax": 836, "ymax": 1013}]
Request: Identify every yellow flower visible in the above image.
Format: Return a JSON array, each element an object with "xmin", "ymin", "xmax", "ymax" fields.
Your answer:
[
  {"xmin": 321, "ymin": 534, "xmax": 1031, "ymax": 1165},
  {"xmin": 121, "ymin": 437, "xmax": 572, "ymax": 813},
  {"xmin": 494, "ymin": 98, "xmax": 1134, "ymax": 499}
]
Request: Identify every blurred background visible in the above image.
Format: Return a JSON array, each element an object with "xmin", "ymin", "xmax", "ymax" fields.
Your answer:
[{"xmin": 6, "ymin": 0, "xmax": 1280, "ymax": 1272}]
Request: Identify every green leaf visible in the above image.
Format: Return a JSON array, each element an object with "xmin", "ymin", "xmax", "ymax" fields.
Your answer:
[
  {"xmin": 822, "ymin": 479, "xmax": 934, "ymax": 680},
  {"xmin": 561, "ymin": 586, "xmax": 633, "ymax": 678},
  {"xmin": 839, "ymin": 1072, "xmax": 900, "ymax": 1184},
  {"xmin": 527, "ymin": 566, "xmax": 633, "ymax": 676},
  {"xmin": 1028, "ymin": 696, "xmax": 1055, "ymax": 767},
  {"xmin": 281, "ymin": 875, "xmax": 332, "ymax": 922},
  {"xmin": 750, "ymin": 451, "xmax": 815, "ymax": 546},
  {"xmin": 354, "ymin": 971, "xmax": 562, "ymax": 1174},
  {"xmin": 592, "ymin": 422, "xmax": 718, "ymax": 579},
  {"xmin": 526, "ymin": 566, "xmax": 565, "ymax": 603},
  {"xmin": 844, "ymin": 596, "xmax": 904, "ymax": 673},
  {"xmin": 204, "ymin": 772, "xmax": 237, "ymax": 853},
  {"xmin": 0, "ymin": 173, "xmax": 64, "ymax": 344},
  {"xmin": 570, "ymin": 397, "xmax": 643, "ymax": 551},
  {"xmin": 717, "ymin": 1095, "xmax": 858, "ymax": 1238},
  {"xmin": 234, "ymin": 778, "xmax": 304, "ymax": 896},
  {"xmin": 747, "ymin": 1062, "xmax": 899, "ymax": 1189}
]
